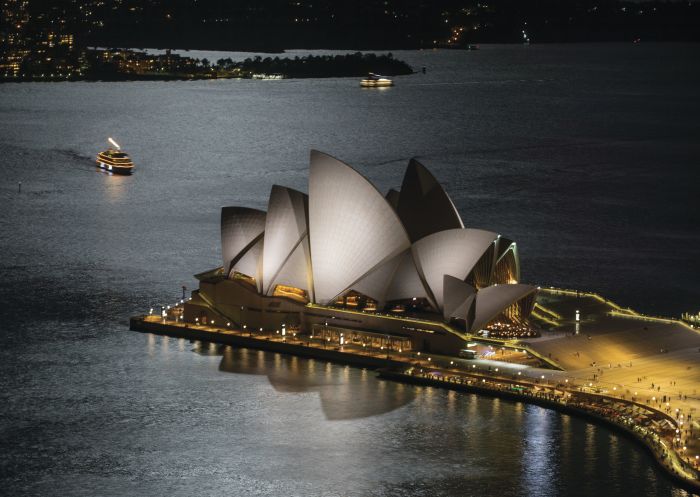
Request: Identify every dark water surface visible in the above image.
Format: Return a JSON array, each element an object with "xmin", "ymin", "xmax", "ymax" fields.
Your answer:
[{"xmin": 1, "ymin": 44, "xmax": 699, "ymax": 496}]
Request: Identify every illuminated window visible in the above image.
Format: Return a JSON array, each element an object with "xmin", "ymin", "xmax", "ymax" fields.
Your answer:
[
  {"xmin": 232, "ymin": 271, "xmax": 256, "ymax": 288},
  {"xmin": 272, "ymin": 285, "xmax": 309, "ymax": 303}
]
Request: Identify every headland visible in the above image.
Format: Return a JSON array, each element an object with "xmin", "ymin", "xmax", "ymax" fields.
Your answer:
[{"xmin": 129, "ymin": 149, "xmax": 700, "ymax": 492}]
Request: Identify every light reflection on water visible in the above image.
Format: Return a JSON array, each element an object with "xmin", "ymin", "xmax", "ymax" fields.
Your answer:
[
  {"xmin": 99, "ymin": 170, "xmax": 131, "ymax": 204},
  {"xmin": 210, "ymin": 343, "xmax": 417, "ymax": 420},
  {"xmin": 522, "ymin": 407, "xmax": 556, "ymax": 497}
]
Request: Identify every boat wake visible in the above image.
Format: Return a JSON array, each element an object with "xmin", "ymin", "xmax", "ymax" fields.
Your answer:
[{"xmin": 53, "ymin": 148, "xmax": 97, "ymax": 172}]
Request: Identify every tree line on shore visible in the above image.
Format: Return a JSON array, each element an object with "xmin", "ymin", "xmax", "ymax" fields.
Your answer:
[
  {"xmin": 63, "ymin": 50, "xmax": 413, "ymax": 82},
  {"xmin": 215, "ymin": 52, "xmax": 413, "ymax": 78}
]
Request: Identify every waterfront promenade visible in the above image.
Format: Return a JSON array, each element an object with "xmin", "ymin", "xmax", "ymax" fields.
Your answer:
[
  {"xmin": 524, "ymin": 288, "xmax": 700, "ymax": 472},
  {"xmin": 131, "ymin": 287, "xmax": 700, "ymax": 492}
]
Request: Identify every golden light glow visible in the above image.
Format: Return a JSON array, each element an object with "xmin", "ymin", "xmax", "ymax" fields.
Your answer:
[
  {"xmin": 272, "ymin": 285, "xmax": 308, "ymax": 303},
  {"xmin": 360, "ymin": 78, "xmax": 393, "ymax": 88}
]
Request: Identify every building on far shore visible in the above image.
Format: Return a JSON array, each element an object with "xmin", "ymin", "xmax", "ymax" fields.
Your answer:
[{"xmin": 183, "ymin": 150, "xmax": 538, "ymax": 356}]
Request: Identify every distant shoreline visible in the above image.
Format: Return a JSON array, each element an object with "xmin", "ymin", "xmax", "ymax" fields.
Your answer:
[
  {"xmin": 1, "ymin": 49, "xmax": 414, "ymax": 84},
  {"xmin": 0, "ymin": 72, "xmax": 413, "ymax": 84}
]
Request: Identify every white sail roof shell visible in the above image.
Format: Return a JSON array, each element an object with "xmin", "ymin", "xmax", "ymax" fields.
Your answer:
[
  {"xmin": 233, "ymin": 237, "xmax": 264, "ymax": 292},
  {"xmin": 397, "ymin": 159, "xmax": 464, "ymax": 242},
  {"xmin": 385, "ymin": 188, "xmax": 401, "ymax": 210},
  {"xmin": 266, "ymin": 237, "xmax": 312, "ymax": 298},
  {"xmin": 442, "ymin": 275, "xmax": 476, "ymax": 323},
  {"xmin": 220, "ymin": 207, "xmax": 266, "ymax": 275},
  {"xmin": 308, "ymin": 150, "xmax": 411, "ymax": 304},
  {"xmin": 470, "ymin": 283, "xmax": 538, "ymax": 332},
  {"xmin": 412, "ymin": 228, "xmax": 498, "ymax": 311},
  {"xmin": 347, "ymin": 253, "xmax": 403, "ymax": 305},
  {"xmin": 261, "ymin": 185, "xmax": 311, "ymax": 296},
  {"xmin": 494, "ymin": 237, "xmax": 520, "ymax": 283},
  {"xmin": 385, "ymin": 250, "xmax": 433, "ymax": 304}
]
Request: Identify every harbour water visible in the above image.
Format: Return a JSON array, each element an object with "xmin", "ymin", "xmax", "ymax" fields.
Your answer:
[{"xmin": 1, "ymin": 44, "xmax": 699, "ymax": 496}]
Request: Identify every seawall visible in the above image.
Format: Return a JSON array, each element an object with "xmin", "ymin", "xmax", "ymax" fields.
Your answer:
[{"xmin": 130, "ymin": 316, "xmax": 406, "ymax": 370}]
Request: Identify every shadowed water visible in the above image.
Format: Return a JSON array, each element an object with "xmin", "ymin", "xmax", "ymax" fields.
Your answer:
[{"xmin": 1, "ymin": 44, "xmax": 699, "ymax": 496}]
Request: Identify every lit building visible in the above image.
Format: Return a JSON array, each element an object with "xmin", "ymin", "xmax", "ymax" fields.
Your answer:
[
  {"xmin": 0, "ymin": 0, "xmax": 30, "ymax": 77},
  {"xmin": 184, "ymin": 151, "xmax": 538, "ymax": 355},
  {"xmin": 0, "ymin": 1, "xmax": 81, "ymax": 80}
]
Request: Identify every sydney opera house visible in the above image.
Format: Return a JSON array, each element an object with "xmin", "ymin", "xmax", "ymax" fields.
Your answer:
[{"xmin": 183, "ymin": 150, "xmax": 538, "ymax": 356}]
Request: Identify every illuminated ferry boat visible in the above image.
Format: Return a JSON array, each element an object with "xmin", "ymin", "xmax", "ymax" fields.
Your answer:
[
  {"xmin": 360, "ymin": 73, "xmax": 393, "ymax": 88},
  {"xmin": 96, "ymin": 138, "xmax": 134, "ymax": 175}
]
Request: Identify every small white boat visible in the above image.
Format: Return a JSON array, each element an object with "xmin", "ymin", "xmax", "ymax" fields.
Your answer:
[{"xmin": 360, "ymin": 73, "xmax": 393, "ymax": 88}]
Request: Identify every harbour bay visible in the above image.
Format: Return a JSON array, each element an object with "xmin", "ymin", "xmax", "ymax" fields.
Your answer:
[{"xmin": 1, "ymin": 44, "xmax": 699, "ymax": 496}]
